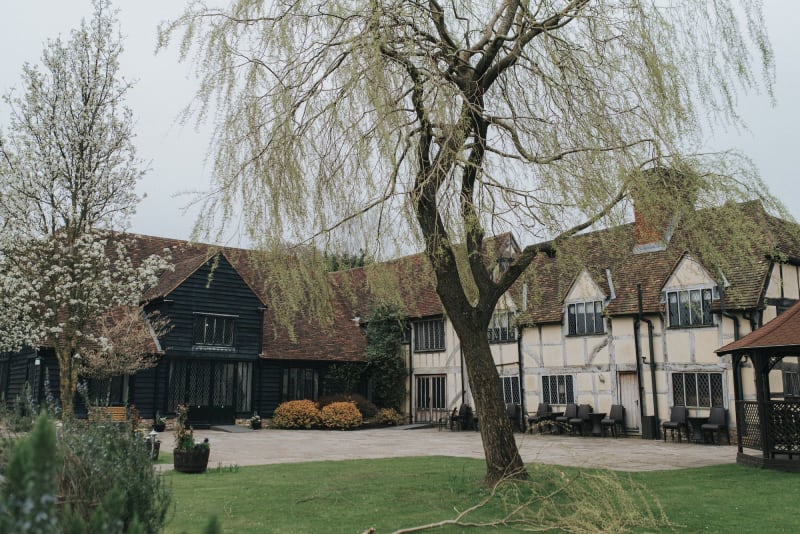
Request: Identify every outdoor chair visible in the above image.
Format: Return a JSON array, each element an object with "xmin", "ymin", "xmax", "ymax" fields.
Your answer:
[
  {"xmin": 446, "ymin": 407, "xmax": 459, "ymax": 431},
  {"xmin": 555, "ymin": 404, "xmax": 578, "ymax": 434},
  {"xmin": 701, "ymin": 406, "xmax": 730, "ymax": 444},
  {"xmin": 568, "ymin": 404, "xmax": 593, "ymax": 436},
  {"xmin": 662, "ymin": 406, "xmax": 688, "ymax": 442},
  {"xmin": 601, "ymin": 404, "xmax": 626, "ymax": 437},
  {"xmin": 507, "ymin": 403, "xmax": 522, "ymax": 432},
  {"xmin": 456, "ymin": 404, "xmax": 474, "ymax": 431},
  {"xmin": 527, "ymin": 403, "xmax": 551, "ymax": 434}
]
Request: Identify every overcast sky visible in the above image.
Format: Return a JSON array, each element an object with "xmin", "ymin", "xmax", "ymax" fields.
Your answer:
[{"xmin": 1, "ymin": 1, "xmax": 798, "ymax": 244}]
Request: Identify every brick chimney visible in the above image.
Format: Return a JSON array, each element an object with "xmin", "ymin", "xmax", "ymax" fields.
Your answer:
[{"xmin": 631, "ymin": 167, "xmax": 697, "ymax": 254}]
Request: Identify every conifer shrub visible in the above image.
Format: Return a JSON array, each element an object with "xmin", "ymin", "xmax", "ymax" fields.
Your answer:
[
  {"xmin": 321, "ymin": 401, "xmax": 363, "ymax": 429},
  {"xmin": 271, "ymin": 400, "xmax": 322, "ymax": 429}
]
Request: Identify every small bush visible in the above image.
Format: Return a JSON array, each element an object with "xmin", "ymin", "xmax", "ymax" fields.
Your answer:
[
  {"xmin": 375, "ymin": 407, "xmax": 405, "ymax": 425},
  {"xmin": 271, "ymin": 400, "xmax": 321, "ymax": 429},
  {"xmin": 318, "ymin": 393, "xmax": 378, "ymax": 418},
  {"xmin": 321, "ymin": 402, "xmax": 363, "ymax": 430}
]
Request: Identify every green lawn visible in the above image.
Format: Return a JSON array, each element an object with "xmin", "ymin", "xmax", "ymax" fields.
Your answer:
[{"xmin": 163, "ymin": 458, "xmax": 798, "ymax": 533}]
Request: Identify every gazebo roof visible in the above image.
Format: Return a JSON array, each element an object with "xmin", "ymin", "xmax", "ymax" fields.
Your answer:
[{"xmin": 717, "ymin": 300, "xmax": 800, "ymax": 355}]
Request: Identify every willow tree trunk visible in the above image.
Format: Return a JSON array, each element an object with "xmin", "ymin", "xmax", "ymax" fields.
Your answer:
[{"xmin": 450, "ymin": 315, "xmax": 527, "ymax": 485}]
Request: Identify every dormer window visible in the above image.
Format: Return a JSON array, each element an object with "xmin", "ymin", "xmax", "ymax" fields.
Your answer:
[
  {"xmin": 667, "ymin": 289, "xmax": 712, "ymax": 327},
  {"xmin": 193, "ymin": 313, "xmax": 236, "ymax": 348},
  {"xmin": 567, "ymin": 300, "xmax": 604, "ymax": 335},
  {"xmin": 488, "ymin": 311, "xmax": 516, "ymax": 343}
]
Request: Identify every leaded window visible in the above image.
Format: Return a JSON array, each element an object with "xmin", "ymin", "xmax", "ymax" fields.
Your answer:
[
  {"xmin": 414, "ymin": 318, "xmax": 445, "ymax": 352},
  {"xmin": 501, "ymin": 375, "xmax": 521, "ymax": 404},
  {"xmin": 283, "ymin": 367, "xmax": 319, "ymax": 401},
  {"xmin": 193, "ymin": 313, "xmax": 236, "ymax": 347},
  {"xmin": 667, "ymin": 289, "xmax": 713, "ymax": 327},
  {"xmin": 672, "ymin": 372, "xmax": 723, "ymax": 408},
  {"xmin": 567, "ymin": 300, "xmax": 604, "ymax": 335},
  {"xmin": 542, "ymin": 375, "xmax": 575, "ymax": 405},
  {"xmin": 488, "ymin": 311, "xmax": 516, "ymax": 343}
]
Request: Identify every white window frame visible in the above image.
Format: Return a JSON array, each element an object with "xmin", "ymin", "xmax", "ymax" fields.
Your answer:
[
  {"xmin": 541, "ymin": 374, "xmax": 575, "ymax": 405},
  {"xmin": 500, "ymin": 375, "xmax": 521, "ymax": 404},
  {"xmin": 671, "ymin": 372, "xmax": 724, "ymax": 408}
]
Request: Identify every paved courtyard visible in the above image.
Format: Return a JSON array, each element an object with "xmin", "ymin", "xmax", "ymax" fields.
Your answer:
[{"xmin": 159, "ymin": 425, "xmax": 738, "ymax": 472}]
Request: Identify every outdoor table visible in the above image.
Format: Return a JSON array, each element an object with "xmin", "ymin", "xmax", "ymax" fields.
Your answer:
[
  {"xmin": 687, "ymin": 416, "xmax": 707, "ymax": 443},
  {"xmin": 589, "ymin": 412, "xmax": 606, "ymax": 436},
  {"xmin": 548, "ymin": 411, "xmax": 564, "ymax": 434}
]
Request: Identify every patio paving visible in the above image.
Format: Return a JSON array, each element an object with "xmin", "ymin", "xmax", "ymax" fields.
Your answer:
[{"xmin": 157, "ymin": 425, "xmax": 737, "ymax": 472}]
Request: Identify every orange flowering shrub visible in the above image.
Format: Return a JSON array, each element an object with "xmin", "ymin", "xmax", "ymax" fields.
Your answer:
[
  {"xmin": 320, "ymin": 401, "xmax": 363, "ymax": 430},
  {"xmin": 271, "ymin": 400, "xmax": 321, "ymax": 429},
  {"xmin": 375, "ymin": 407, "xmax": 404, "ymax": 425}
]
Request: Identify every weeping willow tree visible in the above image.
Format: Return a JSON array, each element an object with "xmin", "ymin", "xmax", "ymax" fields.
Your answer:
[{"xmin": 161, "ymin": 0, "xmax": 781, "ymax": 485}]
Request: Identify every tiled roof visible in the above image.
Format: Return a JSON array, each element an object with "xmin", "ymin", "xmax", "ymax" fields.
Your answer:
[
  {"xmin": 114, "ymin": 201, "xmax": 799, "ymax": 361},
  {"xmin": 514, "ymin": 201, "xmax": 800, "ymax": 325},
  {"xmin": 717, "ymin": 299, "xmax": 800, "ymax": 354}
]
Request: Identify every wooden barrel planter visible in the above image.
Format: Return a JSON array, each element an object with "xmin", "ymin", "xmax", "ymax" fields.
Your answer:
[{"xmin": 173, "ymin": 447, "xmax": 210, "ymax": 473}]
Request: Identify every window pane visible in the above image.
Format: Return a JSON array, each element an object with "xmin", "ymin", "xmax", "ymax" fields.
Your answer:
[
  {"xmin": 542, "ymin": 376, "xmax": 552, "ymax": 404},
  {"xmin": 690, "ymin": 290, "xmax": 702, "ymax": 326},
  {"xmin": 576, "ymin": 303, "xmax": 586, "ymax": 335},
  {"xmin": 595, "ymin": 301, "xmax": 604, "ymax": 333},
  {"xmin": 565, "ymin": 375, "xmax": 575, "ymax": 404},
  {"xmin": 557, "ymin": 375, "xmax": 566, "ymax": 404},
  {"xmin": 668, "ymin": 293, "xmax": 679, "ymax": 326},
  {"xmin": 710, "ymin": 374, "xmax": 724, "ymax": 407},
  {"xmin": 585, "ymin": 303, "xmax": 595, "ymax": 334},
  {"xmin": 685, "ymin": 373, "xmax": 697, "ymax": 406},
  {"xmin": 567, "ymin": 304, "xmax": 577, "ymax": 335},
  {"xmin": 702, "ymin": 289, "xmax": 713, "ymax": 325},
  {"xmin": 679, "ymin": 291, "xmax": 691, "ymax": 327},
  {"xmin": 672, "ymin": 373, "xmax": 685, "ymax": 406},
  {"xmin": 697, "ymin": 372, "xmax": 710, "ymax": 406}
]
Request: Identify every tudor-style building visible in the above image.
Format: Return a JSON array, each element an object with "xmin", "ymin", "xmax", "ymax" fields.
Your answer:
[{"xmin": 3, "ymin": 200, "xmax": 800, "ymax": 440}]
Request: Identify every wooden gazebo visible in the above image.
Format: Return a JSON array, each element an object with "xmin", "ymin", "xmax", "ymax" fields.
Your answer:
[{"xmin": 717, "ymin": 301, "xmax": 800, "ymax": 471}]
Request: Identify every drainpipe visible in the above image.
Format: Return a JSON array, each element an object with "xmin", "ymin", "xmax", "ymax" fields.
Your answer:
[
  {"xmin": 633, "ymin": 311, "xmax": 647, "ymax": 435},
  {"xmin": 460, "ymin": 345, "xmax": 466, "ymax": 405},
  {"xmin": 637, "ymin": 285, "xmax": 660, "ymax": 439},
  {"xmin": 408, "ymin": 340, "xmax": 414, "ymax": 424},
  {"xmin": 720, "ymin": 286, "xmax": 741, "ymax": 406},
  {"xmin": 517, "ymin": 322, "xmax": 526, "ymax": 420}
]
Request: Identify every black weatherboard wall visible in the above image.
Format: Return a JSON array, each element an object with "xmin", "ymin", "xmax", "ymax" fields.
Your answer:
[{"xmin": 142, "ymin": 254, "xmax": 264, "ymax": 423}]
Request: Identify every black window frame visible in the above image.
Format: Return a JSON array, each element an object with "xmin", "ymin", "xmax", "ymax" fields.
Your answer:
[
  {"xmin": 488, "ymin": 311, "xmax": 517, "ymax": 343},
  {"xmin": 567, "ymin": 300, "xmax": 605, "ymax": 336},
  {"xmin": 192, "ymin": 313, "xmax": 237, "ymax": 348},
  {"xmin": 667, "ymin": 289, "xmax": 713, "ymax": 328},
  {"xmin": 414, "ymin": 317, "xmax": 445, "ymax": 352}
]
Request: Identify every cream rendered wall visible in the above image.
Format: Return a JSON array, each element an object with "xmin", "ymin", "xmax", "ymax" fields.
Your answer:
[{"xmin": 410, "ymin": 317, "xmax": 466, "ymax": 419}]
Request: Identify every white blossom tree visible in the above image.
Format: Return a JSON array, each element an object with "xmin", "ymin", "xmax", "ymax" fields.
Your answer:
[
  {"xmin": 162, "ymin": 1, "xmax": 781, "ymax": 484},
  {"xmin": 0, "ymin": 0, "xmax": 171, "ymax": 418}
]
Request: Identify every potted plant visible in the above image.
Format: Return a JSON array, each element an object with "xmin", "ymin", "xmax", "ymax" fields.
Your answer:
[
  {"xmin": 153, "ymin": 411, "xmax": 166, "ymax": 433},
  {"xmin": 249, "ymin": 412, "xmax": 262, "ymax": 430},
  {"xmin": 172, "ymin": 404, "xmax": 210, "ymax": 473}
]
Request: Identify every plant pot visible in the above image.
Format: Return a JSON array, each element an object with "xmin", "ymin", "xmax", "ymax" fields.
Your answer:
[
  {"xmin": 250, "ymin": 420, "xmax": 262, "ymax": 430},
  {"xmin": 153, "ymin": 422, "xmax": 166, "ymax": 433},
  {"xmin": 173, "ymin": 447, "xmax": 210, "ymax": 473}
]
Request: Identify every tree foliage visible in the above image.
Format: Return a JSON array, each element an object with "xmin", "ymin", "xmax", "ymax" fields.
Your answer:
[
  {"xmin": 364, "ymin": 304, "xmax": 407, "ymax": 411},
  {"xmin": 162, "ymin": 0, "xmax": 779, "ymax": 484},
  {"xmin": 0, "ymin": 0, "xmax": 171, "ymax": 418}
]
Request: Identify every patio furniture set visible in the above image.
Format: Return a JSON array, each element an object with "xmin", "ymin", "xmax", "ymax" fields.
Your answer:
[
  {"xmin": 526, "ymin": 403, "xmax": 626, "ymax": 437},
  {"xmin": 661, "ymin": 405, "xmax": 730, "ymax": 444}
]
